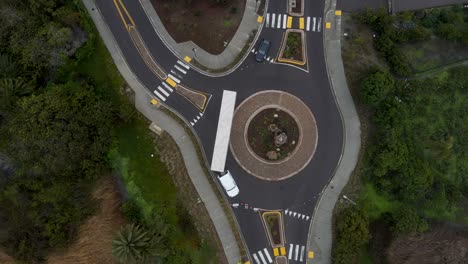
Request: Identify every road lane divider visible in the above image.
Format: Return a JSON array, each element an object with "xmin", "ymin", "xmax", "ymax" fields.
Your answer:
[
  {"xmin": 175, "ymin": 84, "xmax": 211, "ymax": 112},
  {"xmin": 112, "ymin": 0, "xmax": 135, "ymax": 31}
]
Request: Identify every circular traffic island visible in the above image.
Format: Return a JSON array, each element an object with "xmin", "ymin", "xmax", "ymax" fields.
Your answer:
[
  {"xmin": 247, "ymin": 108, "xmax": 300, "ymax": 162},
  {"xmin": 230, "ymin": 90, "xmax": 318, "ymax": 181}
]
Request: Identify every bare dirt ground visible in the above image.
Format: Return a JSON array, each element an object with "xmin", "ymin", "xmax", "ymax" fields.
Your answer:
[
  {"xmin": 387, "ymin": 224, "xmax": 468, "ymax": 264},
  {"xmin": 0, "ymin": 250, "xmax": 15, "ymax": 264},
  {"xmin": 47, "ymin": 176, "xmax": 126, "ymax": 264},
  {"xmin": 155, "ymin": 132, "xmax": 228, "ymax": 264},
  {"xmin": 152, "ymin": 0, "xmax": 245, "ymax": 54}
]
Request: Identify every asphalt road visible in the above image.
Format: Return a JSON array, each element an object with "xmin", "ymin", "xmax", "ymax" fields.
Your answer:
[
  {"xmin": 337, "ymin": 0, "xmax": 466, "ymax": 12},
  {"xmin": 95, "ymin": 0, "xmax": 343, "ymax": 261}
]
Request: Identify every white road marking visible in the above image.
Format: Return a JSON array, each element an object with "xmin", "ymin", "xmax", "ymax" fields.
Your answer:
[
  {"xmin": 302, "ymin": 215, "xmax": 305, "ymax": 220},
  {"xmin": 174, "ymin": 65, "xmax": 187, "ymax": 74},
  {"xmin": 272, "ymin": 14, "xmax": 276, "ymax": 28},
  {"xmin": 282, "ymin": 14, "xmax": 287, "ymax": 29},
  {"xmin": 193, "ymin": 118, "xmax": 197, "ymax": 123},
  {"xmin": 277, "ymin": 14, "xmax": 281, "ymax": 28},
  {"xmin": 306, "ymin": 16, "xmax": 311, "ymax": 31},
  {"xmin": 197, "ymin": 115, "xmax": 200, "ymax": 120},
  {"xmin": 293, "ymin": 212, "xmax": 297, "ymax": 217},
  {"xmin": 251, "ymin": 48, "xmax": 255, "ymax": 53},
  {"xmin": 295, "ymin": 244, "xmax": 299, "ymax": 261},
  {"xmin": 190, "ymin": 121, "xmax": 194, "ymax": 126},
  {"xmin": 285, "ymin": 209, "xmax": 289, "ymax": 214},
  {"xmin": 318, "ymin": 17, "xmax": 322, "ymax": 32},
  {"xmin": 264, "ymin": 248, "xmax": 273, "ymax": 263},
  {"xmin": 153, "ymin": 90, "xmax": 166, "ymax": 101},
  {"xmin": 312, "ymin": 17, "xmax": 316, "ymax": 32},
  {"xmin": 157, "ymin": 86, "xmax": 169, "ymax": 97},
  {"xmin": 288, "ymin": 244, "xmax": 293, "ymax": 259},
  {"xmin": 266, "ymin": 13, "xmax": 270, "ymax": 27},
  {"xmin": 300, "ymin": 245, "xmax": 305, "ymax": 262},
  {"xmin": 253, "ymin": 253, "xmax": 261, "ymax": 264},
  {"xmin": 306, "ymin": 216, "xmax": 310, "ymax": 220},
  {"xmin": 162, "ymin": 82, "xmax": 173, "ymax": 92},
  {"xmin": 170, "ymin": 69, "xmax": 183, "ymax": 79},
  {"xmin": 177, "ymin": 60, "xmax": 190, "ymax": 69},
  {"xmin": 168, "ymin": 74, "xmax": 180, "ymax": 83},
  {"xmin": 259, "ymin": 251, "xmax": 267, "ymax": 264}
]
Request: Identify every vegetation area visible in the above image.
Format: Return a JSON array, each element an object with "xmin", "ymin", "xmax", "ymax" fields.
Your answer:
[
  {"xmin": 282, "ymin": 31, "xmax": 303, "ymax": 61},
  {"xmin": 263, "ymin": 212, "xmax": 283, "ymax": 246},
  {"xmin": 334, "ymin": 5, "xmax": 468, "ymax": 264},
  {"xmin": 0, "ymin": 0, "xmax": 220, "ymax": 263}
]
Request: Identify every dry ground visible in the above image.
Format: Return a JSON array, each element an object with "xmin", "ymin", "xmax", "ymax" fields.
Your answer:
[{"xmin": 47, "ymin": 176, "xmax": 127, "ymax": 264}]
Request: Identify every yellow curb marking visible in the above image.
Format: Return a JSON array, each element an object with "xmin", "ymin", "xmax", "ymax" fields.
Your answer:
[
  {"xmin": 257, "ymin": 16, "xmax": 263, "ymax": 23},
  {"xmin": 335, "ymin": 10, "xmax": 342, "ymax": 16},
  {"xmin": 299, "ymin": 17, "xmax": 305, "ymax": 29},
  {"xmin": 326, "ymin": 22, "xmax": 331, "ymax": 29},
  {"xmin": 308, "ymin": 251, "xmax": 315, "ymax": 258},
  {"xmin": 280, "ymin": 247, "xmax": 286, "ymax": 256},
  {"xmin": 165, "ymin": 77, "xmax": 177, "ymax": 88},
  {"xmin": 184, "ymin": 56, "xmax": 192, "ymax": 63},
  {"xmin": 112, "ymin": 0, "xmax": 135, "ymax": 31},
  {"xmin": 273, "ymin": 248, "xmax": 279, "ymax": 256},
  {"xmin": 244, "ymin": 261, "xmax": 251, "ymax": 264},
  {"xmin": 287, "ymin": 16, "xmax": 292, "ymax": 28},
  {"xmin": 150, "ymin": 98, "xmax": 158, "ymax": 105}
]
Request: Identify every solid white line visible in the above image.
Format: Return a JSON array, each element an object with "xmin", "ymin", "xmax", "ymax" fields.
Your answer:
[
  {"xmin": 174, "ymin": 65, "xmax": 187, "ymax": 74},
  {"xmin": 288, "ymin": 244, "xmax": 293, "ymax": 259},
  {"xmin": 253, "ymin": 253, "xmax": 261, "ymax": 264},
  {"xmin": 162, "ymin": 82, "xmax": 173, "ymax": 92},
  {"xmin": 153, "ymin": 90, "xmax": 166, "ymax": 101},
  {"xmin": 258, "ymin": 251, "xmax": 267, "ymax": 264},
  {"xmin": 295, "ymin": 244, "xmax": 299, "ymax": 261},
  {"xmin": 312, "ymin": 17, "xmax": 316, "ymax": 32},
  {"xmin": 277, "ymin": 14, "xmax": 281, "ymax": 28},
  {"xmin": 263, "ymin": 248, "xmax": 273, "ymax": 263},
  {"xmin": 318, "ymin": 17, "xmax": 322, "ymax": 32},
  {"xmin": 306, "ymin": 16, "xmax": 311, "ymax": 31},
  {"xmin": 272, "ymin": 14, "xmax": 276, "ymax": 28},
  {"xmin": 282, "ymin": 14, "xmax": 287, "ymax": 29},
  {"xmin": 300, "ymin": 245, "xmax": 305, "ymax": 262},
  {"xmin": 168, "ymin": 74, "xmax": 180, "ymax": 83},
  {"xmin": 177, "ymin": 60, "xmax": 189, "ymax": 69},
  {"xmin": 158, "ymin": 86, "xmax": 169, "ymax": 97},
  {"xmin": 266, "ymin": 13, "xmax": 270, "ymax": 27}
]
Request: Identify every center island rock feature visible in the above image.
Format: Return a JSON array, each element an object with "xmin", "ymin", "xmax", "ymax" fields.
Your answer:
[{"xmin": 230, "ymin": 90, "xmax": 318, "ymax": 181}]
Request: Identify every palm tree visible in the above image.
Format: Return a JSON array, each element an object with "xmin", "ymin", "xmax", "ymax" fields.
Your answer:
[{"xmin": 112, "ymin": 224, "xmax": 152, "ymax": 264}]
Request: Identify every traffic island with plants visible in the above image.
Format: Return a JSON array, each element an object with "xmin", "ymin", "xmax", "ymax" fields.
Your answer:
[
  {"xmin": 278, "ymin": 29, "xmax": 306, "ymax": 66},
  {"xmin": 247, "ymin": 108, "xmax": 300, "ymax": 162},
  {"xmin": 262, "ymin": 211, "xmax": 285, "ymax": 247},
  {"xmin": 288, "ymin": 0, "xmax": 303, "ymax": 16}
]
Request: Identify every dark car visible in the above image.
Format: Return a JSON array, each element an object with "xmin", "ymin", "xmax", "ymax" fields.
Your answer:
[{"xmin": 255, "ymin": 39, "xmax": 271, "ymax": 62}]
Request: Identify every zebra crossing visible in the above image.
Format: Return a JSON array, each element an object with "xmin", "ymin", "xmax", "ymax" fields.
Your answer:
[
  {"xmin": 284, "ymin": 209, "xmax": 310, "ymax": 221},
  {"xmin": 152, "ymin": 59, "xmax": 190, "ymax": 102},
  {"xmin": 288, "ymin": 244, "xmax": 306, "ymax": 262},
  {"xmin": 264, "ymin": 13, "xmax": 322, "ymax": 32},
  {"xmin": 252, "ymin": 248, "xmax": 273, "ymax": 264}
]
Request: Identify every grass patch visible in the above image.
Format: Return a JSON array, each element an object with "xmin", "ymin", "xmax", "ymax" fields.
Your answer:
[{"xmin": 360, "ymin": 184, "xmax": 399, "ymax": 220}]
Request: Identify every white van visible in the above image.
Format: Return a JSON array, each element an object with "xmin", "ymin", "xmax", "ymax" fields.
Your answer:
[{"xmin": 218, "ymin": 170, "xmax": 239, "ymax": 197}]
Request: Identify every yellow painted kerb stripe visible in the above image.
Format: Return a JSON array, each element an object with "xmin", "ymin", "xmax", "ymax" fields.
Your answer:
[
  {"xmin": 165, "ymin": 77, "xmax": 177, "ymax": 88},
  {"xmin": 244, "ymin": 261, "xmax": 251, "ymax": 264},
  {"xmin": 257, "ymin": 16, "xmax": 263, "ymax": 23},
  {"xmin": 326, "ymin": 22, "xmax": 332, "ymax": 29},
  {"xmin": 151, "ymin": 98, "xmax": 158, "ymax": 105},
  {"xmin": 287, "ymin": 16, "xmax": 292, "ymax": 28},
  {"xmin": 299, "ymin": 17, "xmax": 305, "ymax": 29},
  {"xmin": 308, "ymin": 251, "xmax": 315, "ymax": 258},
  {"xmin": 184, "ymin": 56, "xmax": 192, "ymax": 63},
  {"xmin": 335, "ymin": 10, "xmax": 342, "ymax": 16},
  {"xmin": 273, "ymin": 248, "xmax": 279, "ymax": 256},
  {"xmin": 280, "ymin": 247, "xmax": 286, "ymax": 256}
]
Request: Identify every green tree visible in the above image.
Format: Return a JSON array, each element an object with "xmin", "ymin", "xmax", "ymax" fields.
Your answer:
[
  {"xmin": 392, "ymin": 206, "xmax": 428, "ymax": 234},
  {"xmin": 112, "ymin": 224, "xmax": 154, "ymax": 264},
  {"xmin": 360, "ymin": 68, "xmax": 395, "ymax": 107}
]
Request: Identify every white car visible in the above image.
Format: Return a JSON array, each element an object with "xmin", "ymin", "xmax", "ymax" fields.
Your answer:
[{"xmin": 218, "ymin": 170, "xmax": 239, "ymax": 197}]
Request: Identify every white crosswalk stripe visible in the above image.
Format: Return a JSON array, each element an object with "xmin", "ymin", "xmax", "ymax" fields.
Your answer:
[
  {"xmin": 157, "ymin": 86, "xmax": 169, "ymax": 97},
  {"xmin": 318, "ymin": 17, "xmax": 322, "ymax": 32},
  {"xmin": 168, "ymin": 74, "xmax": 180, "ymax": 83},
  {"xmin": 258, "ymin": 251, "xmax": 267, "ymax": 264},
  {"xmin": 312, "ymin": 17, "xmax": 316, "ymax": 32},
  {"xmin": 153, "ymin": 90, "xmax": 166, "ymax": 101},
  {"xmin": 253, "ymin": 248, "xmax": 273, "ymax": 264},
  {"xmin": 266, "ymin": 13, "xmax": 270, "ymax": 27},
  {"xmin": 174, "ymin": 65, "xmax": 187, "ymax": 74},
  {"xmin": 253, "ymin": 253, "xmax": 261, "ymax": 264},
  {"xmin": 264, "ymin": 14, "xmax": 321, "ymax": 32},
  {"xmin": 295, "ymin": 244, "xmax": 299, "ymax": 261},
  {"xmin": 282, "ymin": 14, "xmax": 287, "ymax": 29},
  {"xmin": 177, "ymin": 60, "xmax": 189, "ymax": 69},
  {"xmin": 162, "ymin": 81, "xmax": 173, "ymax": 92},
  {"xmin": 300, "ymin": 245, "xmax": 305, "ymax": 262},
  {"xmin": 263, "ymin": 248, "xmax": 273, "ymax": 263},
  {"xmin": 306, "ymin": 16, "xmax": 311, "ymax": 31},
  {"xmin": 288, "ymin": 244, "xmax": 293, "ymax": 260},
  {"xmin": 272, "ymin": 13, "xmax": 276, "ymax": 28},
  {"xmin": 277, "ymin": 14, "xmax": 281, "ymax": 28}
]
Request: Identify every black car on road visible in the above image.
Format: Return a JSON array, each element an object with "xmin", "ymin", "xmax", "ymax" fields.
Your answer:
[{"xmin": 255, "ymin": 39, "xmax": 271, "ymax": 62}]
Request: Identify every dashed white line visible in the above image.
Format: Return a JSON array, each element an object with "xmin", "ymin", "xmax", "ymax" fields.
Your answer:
[
  {"xmin": 168, "ymin": 74, "xmax": 180, "ymax": 83},
  {"xmin": 162, "ymin": 82, "xmax": 173, "ymax": 92},
  {"xmin": 177, "ymin": 60, "xmax": 190, "ymax": 69},
  {"xmin": 174, "ymin": 65, "xmax": 187, "ymax": 74},
  {"xmin": 264, "ymin": 248, "xmax": 273, "ymax": 263},
  {"xmin": 306, "ymin": 16, "xmax": 311, "ymax": 31},
  {"xmin": 153, "ymin": 90, "xmax": 166, "ymax": 101},
  {"xmin": 157, "ymin": 86, "xmax": 169, "ymax": 97}
]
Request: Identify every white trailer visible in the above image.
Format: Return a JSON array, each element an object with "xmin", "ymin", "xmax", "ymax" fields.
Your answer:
[{"xmin": 210, "ymin": 90, "xmax": 237, "ymax": 172}]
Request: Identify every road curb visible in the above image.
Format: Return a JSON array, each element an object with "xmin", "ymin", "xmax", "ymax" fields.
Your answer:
[
  {"xmin": 305, "ymin": 0, "xmax": 361, "ymax": 263},
  {"xmin": 82, "ymin": 1, "xmax": 244, "ymax": 263}
]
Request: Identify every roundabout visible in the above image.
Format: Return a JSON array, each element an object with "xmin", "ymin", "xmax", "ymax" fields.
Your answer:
[{"xmin": 230, "ymin": 90, "xmax": 318, "ymax": 181}]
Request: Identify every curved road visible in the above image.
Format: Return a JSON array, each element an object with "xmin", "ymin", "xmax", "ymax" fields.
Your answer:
[{"xmin": 95, "ymin": 0, "xmax": 343, "ymax": 262}]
